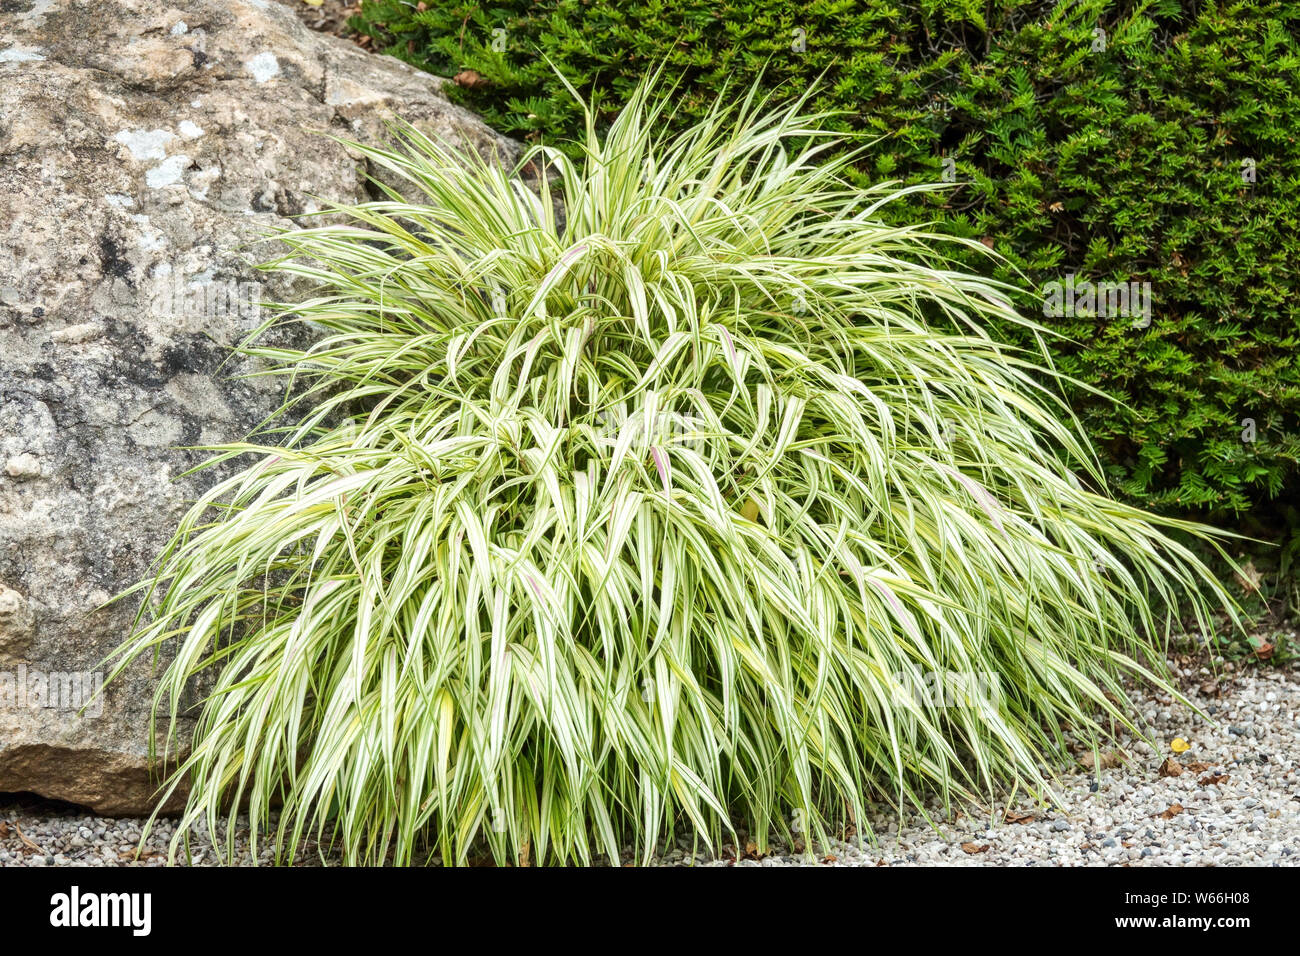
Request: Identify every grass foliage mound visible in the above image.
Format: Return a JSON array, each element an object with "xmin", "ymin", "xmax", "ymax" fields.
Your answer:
[{"xmin": 110, "ymin": 78, "xmax": 1233, "ymax": 865}]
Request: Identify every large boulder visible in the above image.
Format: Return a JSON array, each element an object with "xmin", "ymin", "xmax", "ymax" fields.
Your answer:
[{"xmin": 0, "ymin": 0, "xmax": 519, "ymax": 813}]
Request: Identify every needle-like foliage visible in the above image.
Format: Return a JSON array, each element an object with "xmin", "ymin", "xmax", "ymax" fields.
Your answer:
[{"xmin": 108, "ymin": 75, "xmax": 1235, "ymax": 866}]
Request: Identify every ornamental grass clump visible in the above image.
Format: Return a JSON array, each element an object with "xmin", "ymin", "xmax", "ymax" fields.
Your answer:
[{"xmin": 108, "ymin": 76, "xmax": 1235, "ymax": 866}]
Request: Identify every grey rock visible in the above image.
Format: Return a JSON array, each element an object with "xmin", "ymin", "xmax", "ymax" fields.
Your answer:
[{"xmin": 0, "ymin": 0, "xmax": 519, "ymax": 813}]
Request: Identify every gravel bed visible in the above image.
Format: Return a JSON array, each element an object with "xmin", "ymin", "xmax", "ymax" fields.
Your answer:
[
  {"xmin": 3, "ymin": 663, "xmax": 1297, "ymax": 867},
  {"xmin": 670, "ymin": 662, "xmax": 1300, "ymax": 867},
  {"xmin": 0, "ymin": 809, "xmax": 338, "ymax": 867}
]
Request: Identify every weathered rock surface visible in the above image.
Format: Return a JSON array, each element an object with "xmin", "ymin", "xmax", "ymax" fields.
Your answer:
[{"xmin": 0, "ymin": 0, "xmax": 519, "ymax": 812}]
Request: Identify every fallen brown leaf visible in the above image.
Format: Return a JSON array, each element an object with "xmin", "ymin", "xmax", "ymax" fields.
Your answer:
[
  {"xmin": 1158, "ymin": 757, "xmax": 1184, "ymax": 778},
  {"xmin": 1004, "ymin": 810, "xmax": 1036, "ymax": 824},
  {"xmin": 454, "ymin": 69, "xmax": 488, "ymax": 90},
  {"xmin": 961, "ymin": 842, "xmax": 991, "ymax": 854},
  {"xmin": 1186, "ymin": 761, "xmax": 1212, "ymax": 773},
  {"xmin": 1234, "ymin": 559, "xmax": 1263, "ymax": 594},
  {"xmin": 14, "ymin": 824, "xmax": 40, "ymax": 851},
  {"xmin": 1080, "ymin": 749, "xmax": 1126, "ymax": 771},
  {"xmin": 1158, "ymin": 803, "xmax": 1184, "ymax": 820},
  {"xmin": 1199, "ymin": 773, "xmax": 1229, "ymax": 786}
]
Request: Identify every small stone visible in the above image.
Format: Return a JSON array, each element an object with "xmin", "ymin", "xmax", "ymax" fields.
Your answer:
[
  {"xmin": 4, "ymin": 453, "xmax": 41, "ymax": 478},
  {"xmin": 51, "ymin": 322, "xmax": 102, "ymax": 345}
]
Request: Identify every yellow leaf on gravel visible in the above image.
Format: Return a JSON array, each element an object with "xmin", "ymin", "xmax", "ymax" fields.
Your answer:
[{"xmin": 1170, "ymin": 737, "xmax": 1191, "ymax": 753}]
